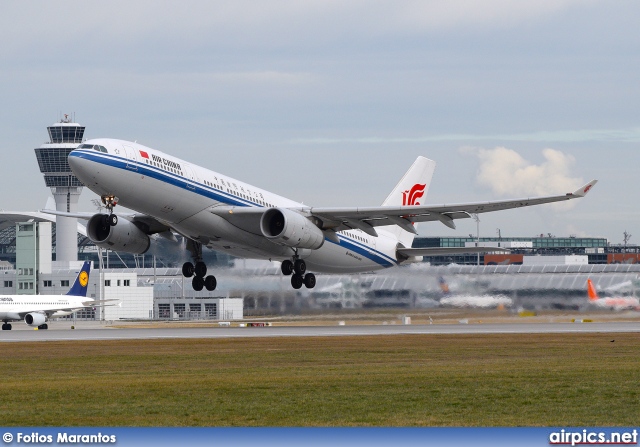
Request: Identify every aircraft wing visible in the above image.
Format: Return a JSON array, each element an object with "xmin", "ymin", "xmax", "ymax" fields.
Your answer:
[
  {"xmin": 43, "ymin": 179, "xmax": 596, "ymax": 243},
  {"xmin": 41, "ymin": 209, "xmax": 116, "ymax": 219},
  {"xmin": 40, "ymin": 209, "xmax": 172, "ymax": 234},
  {"xmin": 308, "ymin": 180, "xmax": 597, "ymax": 235}
]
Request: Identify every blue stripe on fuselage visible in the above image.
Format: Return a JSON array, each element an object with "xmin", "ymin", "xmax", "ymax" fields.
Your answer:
[
  {"xmin": 71, "ymin": 150, "xmax": 254, "ymax": 207},
  {"xmin": 331, "ymin": 236, "xmax": 396, "ymax": 268},
  {"xmin": 70, "ymin": 150, "xmax": 398, "ymax": 268}
]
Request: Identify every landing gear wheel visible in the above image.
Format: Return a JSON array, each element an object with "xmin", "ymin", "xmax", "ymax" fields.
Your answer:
[
  {"xmin": 204, "ymin": 275, "xmax": 217, "ymax": 291},
  {"xmin": 108, "ymin": 214, "xmax": 118, "ymax": 226},
  {"xmin": 195, "ymin": 261, "xmax": 207, "ymax": 278},
  {"xmin": 182, "ymin": 262, "xmax": 195, "ymax": 278},
  {"xmin": 293, "ymin": 259, "xmax": 306, "ymax": 275},
  {"xmin": 291, "ymin": 274, "xmax": 303, "ymax": 289},
  {"xmin": 281, "ymin": 260, "xmax": 294, "ymax": 276},
  {"xmin": 192, "ymin": 276, "xmax": 204, "ymax": 291},
  {"xmin": 2, "ymin": 323, "xmax": 11, "ymax": 331},
  {"xmin": 38, "ymin": 324, "xmax": 48, "ymax": 330},
  {"xmin": 303, "ymin": 273, "xmax": 316, "ymax": 289}
]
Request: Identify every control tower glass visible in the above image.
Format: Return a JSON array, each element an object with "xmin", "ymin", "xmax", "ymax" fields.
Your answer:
[
  {"xmin": 33, "ymin": 116, "xmax": 85, "ymax": 264},
  {"xmin": 47, "ymin": 124, "xmax": 85, "ymax": 143}
]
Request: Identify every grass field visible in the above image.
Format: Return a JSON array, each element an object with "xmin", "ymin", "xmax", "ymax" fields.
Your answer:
[{"xmin": 1, "ymin": 332, "xmax": 639, "ymax": 426}]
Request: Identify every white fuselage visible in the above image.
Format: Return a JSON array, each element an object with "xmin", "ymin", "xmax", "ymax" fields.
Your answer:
[
  {"xmin": 0, "ymin": 295, "xmax": 89, "ymax": 321},
  {"xmin": 591, "ymin": 297, "xmax": 640, "ymax": 311},
  {"xmin": 69, "ymin": 139, "xmax": 400, "ymax": 274}
]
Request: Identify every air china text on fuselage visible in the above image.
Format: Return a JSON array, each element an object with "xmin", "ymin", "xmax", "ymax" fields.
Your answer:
[{"xmin": 57, "ymin": 139, "xmax": 596, "ymax": 292}]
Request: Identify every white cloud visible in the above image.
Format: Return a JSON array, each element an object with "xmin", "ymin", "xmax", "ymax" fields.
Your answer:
[{"xmin": 467, "ymin": 147, "xmax": 583, "ymax": 200}]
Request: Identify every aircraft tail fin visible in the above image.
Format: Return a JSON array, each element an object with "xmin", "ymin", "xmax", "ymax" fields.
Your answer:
[
  {"xmin": 66, "ymin": 261, "xmax": 92, "ymax": 297},
  {"xmin": 381, "ymin": 156, "xmax": 436, "ymax": 248},
  {"xmin": 438, "ymin": 276, "xmax": 450, "ymax": 295},
  {"xmin": 587, "ymin": 278, "xmax": 599, "ymax": 301}
]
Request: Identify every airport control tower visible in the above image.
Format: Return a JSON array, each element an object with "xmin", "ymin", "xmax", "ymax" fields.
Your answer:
[{"xmin": 34, "ymin": 115, "xmax": 85, "ymax": 265}]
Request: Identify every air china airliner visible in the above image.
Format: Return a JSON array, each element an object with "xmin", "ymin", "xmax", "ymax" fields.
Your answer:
[
  {"xmin": 47, "ymin": 140, "xmax": 596, "ymax": 292},
  {"xmin": 0, "ymin": 261, "xmax": 102, "ymax": 330}
]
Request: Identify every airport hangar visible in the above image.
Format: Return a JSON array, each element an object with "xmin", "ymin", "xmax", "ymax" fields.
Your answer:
[{"xmin": 0, "ymin": 117, "xmax": 638, "ymax": 320}]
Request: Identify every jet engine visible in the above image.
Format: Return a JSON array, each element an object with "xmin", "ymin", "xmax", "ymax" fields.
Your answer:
[
  {"xmin": 260, "ymin": 208, "xmax": 324, "ymax": 250},
  {"xmin": 87, "ymin": 214, "xmax": 151, "ymax": 254},
  {"xmin": 24, "ymin": 313, "xmax": 46, "ymax": 327}
]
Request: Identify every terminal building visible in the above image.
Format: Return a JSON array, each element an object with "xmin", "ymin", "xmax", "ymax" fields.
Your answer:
[{"xmin": 0, "ymin": 117, "xmax": 638, "ymax": 319}]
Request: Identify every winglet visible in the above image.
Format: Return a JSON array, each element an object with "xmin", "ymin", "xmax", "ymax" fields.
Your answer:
[{"xmin": 570, "ymin": 180, "xmax": 598, "ymax": 197}]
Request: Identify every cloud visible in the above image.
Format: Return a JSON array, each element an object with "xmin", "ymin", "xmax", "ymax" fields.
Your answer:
[{"xmin": 466, "ymin": 146, "xmax": 583, "ymax": 199}]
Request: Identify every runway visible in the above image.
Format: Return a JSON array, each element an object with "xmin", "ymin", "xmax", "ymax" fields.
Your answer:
[{"xmin": 1, "ymin": 321, "xmax": 639, "ymax": 342}]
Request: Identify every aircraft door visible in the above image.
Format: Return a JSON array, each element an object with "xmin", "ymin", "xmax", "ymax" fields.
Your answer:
[
  {"xmin": 183, "ymin": 165, "xmax": 197, "ymax": 190},
  {"xmin": 123, "ymin": 145, "xmax": 138, "ymax": 171}
]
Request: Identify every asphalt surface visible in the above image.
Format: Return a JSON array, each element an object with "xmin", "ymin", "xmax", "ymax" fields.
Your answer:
[{"xmin": 1, "ymin": 321, "xmax": 639, "ymax": 342}]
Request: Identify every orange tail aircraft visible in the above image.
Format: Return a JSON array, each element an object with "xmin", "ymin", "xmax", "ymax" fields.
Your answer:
[{"xmin": 586, "ymin": 278, "xmax": 640, "ymax": 310}]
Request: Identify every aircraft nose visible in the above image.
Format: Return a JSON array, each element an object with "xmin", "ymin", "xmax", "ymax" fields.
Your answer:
[
  {"xmin": 68, "ymin": 149, "xmax": 93, "ymax": 180},
  {"xmin": 67, "ymin": 150, "xmax": 82, "ymax": 171}
]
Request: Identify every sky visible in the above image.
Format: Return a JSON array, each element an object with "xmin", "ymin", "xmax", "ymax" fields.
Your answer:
[{"xmin": 0, "ymin": 0, "xmax": 638, "ymax": 244}]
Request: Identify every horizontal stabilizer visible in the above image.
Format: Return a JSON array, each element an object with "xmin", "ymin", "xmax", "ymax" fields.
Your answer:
[
  {"xmin": 82, "ymin": 299, "xmax": 120, "ymax": 307},
  {"xmin": 397, "ymin": 246, "xmax": 509, "ymax": 257}
]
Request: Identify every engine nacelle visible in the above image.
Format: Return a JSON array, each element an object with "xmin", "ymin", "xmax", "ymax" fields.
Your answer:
[
  {"xmin": 260, "ymin": 208, "xmax": 325, "ymax": 250},
  {"xmin": 24, "ymin": 313, "xmax": 46, "ymax": 327},
  {"xmin": 87, "ymin": 214, "xmax": 151, "ymax": 254}
]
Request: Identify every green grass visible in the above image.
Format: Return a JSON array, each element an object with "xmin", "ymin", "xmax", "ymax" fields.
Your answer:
[{"xmin": 0, "ymin": 333, "xmax": 639, "ymax": 426}]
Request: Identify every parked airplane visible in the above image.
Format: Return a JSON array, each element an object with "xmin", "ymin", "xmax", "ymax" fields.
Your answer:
[
  {"xmin": 436, "ymin": 276, "xmax": 512, "ymax": 308},
  {"xmin": 0, "ymin": 261, "xmax": 102, "ymax": 330},
  {"xmin": 586, "ymin": 278, "xmax": 640, "ymax": 310},
  {"xmin": 46, "ymin": 139, "xmax": 595, "ymax": 292}
]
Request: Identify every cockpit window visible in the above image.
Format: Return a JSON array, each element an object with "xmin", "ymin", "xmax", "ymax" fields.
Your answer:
[{"xmin": 78, "ymin": 143, "xmax": 107, "ymax": 153}]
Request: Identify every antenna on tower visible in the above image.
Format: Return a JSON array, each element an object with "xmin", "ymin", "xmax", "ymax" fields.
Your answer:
[{"xmin": 623, "ymin": 231, "xmax": 632, "ymax": 251}]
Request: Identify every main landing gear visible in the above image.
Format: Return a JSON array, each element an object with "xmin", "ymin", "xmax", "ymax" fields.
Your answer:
[
  {"xmin": 280, "ymin": 258, "xmax": 315, "ymax": 290},
  {"xmin": 182, "ymin": 261, "xmax": 217, "ymax": 292},
  {"xmin": 2, "ymin": 322, "xmax": 11, "ymax": 331},
  {"xmin": 182, "ymin": 240, "xmax": 216, "ymax": 292}
]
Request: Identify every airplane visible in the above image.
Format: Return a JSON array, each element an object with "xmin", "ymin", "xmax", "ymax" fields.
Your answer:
[
  {"xmin": 586, "ymin": 278, "xmax": 640, "ymax": 310},
  {"xmin": 0, "ymin": 261, "xmax": 103, "ymax": 330},
  {"xmin": 44, "ymin": 139, "xmax": 596, "ymax": 292},
  {"xmin": 436, "ymin": 275, "xmax": 512, "ymax": 308}
]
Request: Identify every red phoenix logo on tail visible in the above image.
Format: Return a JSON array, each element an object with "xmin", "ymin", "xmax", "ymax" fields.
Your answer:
[{"xmin": 402, "ymin": 184, "xmax": 426, "ymax": 206}]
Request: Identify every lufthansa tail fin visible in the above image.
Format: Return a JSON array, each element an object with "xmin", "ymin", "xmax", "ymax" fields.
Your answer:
[
  {"xmin": 66, "ymin": 261, "xmax": 92, "ymax": 297},
  {"xmin": 381, "ymin": 156, "xmax": 436, "ymax": 248},
  {"xmin": 587, "ymin": 278, "xmax": 599, "ymax": 301}
]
